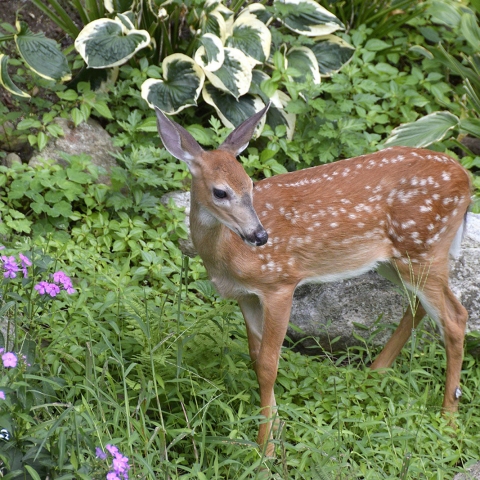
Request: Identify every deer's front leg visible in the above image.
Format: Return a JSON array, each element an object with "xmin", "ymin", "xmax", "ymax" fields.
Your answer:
[{"xmin": 247, "ymin": 288, "xmax": 294, "ymax": 456}]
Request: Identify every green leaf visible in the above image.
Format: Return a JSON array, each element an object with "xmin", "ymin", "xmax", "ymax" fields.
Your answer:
[
  {"xmin": 459, "ymin": 118, "xmax": 480, "ymax": 137},
  {"xmin": 384, "ymin": 111, "xmax": 459, "ymax": 148},
  {"xmin": 225, "ymin": 13, "xmax": 271, "ymax": 64},
  {"xmin": 15, "ymin": 21, "xmax": 71, "ymax": 81},
  {"xmin": 274, "ymin": 0, "xmax": 344, "ymax": 36},
  {"xmin": 51, "ymin": 200, "xmax": 74, "ymax": 217},
  {"xmin": 92, "ymin": 101, "xmax": 113, "ymax": 119},
  {"xmin": 286, "ymin": 46, "xmax": 320, "ymax": 84},
  {"xmin": 310, "ymin": 35, "xmax": 355, "ymax": 76},
  {"xmin": 141, "ymin": 54, "xmax": 205, "ymax": 114},
  {"xmin": 56, "ymin": 89, "xmax": 78, "ymax": 101},
  {"xmin": 461, "ymin": 12, "xmax": 480, "ymax": 51},
  {"xmin": 0, "ymin": 54, "xmax": 30, "ymax": 98},
  {"xmin": 75, "ymin": 17, "xmax": 150, "ymax": 68},
  {"xmin": 37, "ymin": 131, "xmax": 48, "ymax": 151},
  {"xmin": 364, "ymin": 39, "xmax": 390, "ymax": 51},
  {"xmin": 17, "ymin": 118, "xmax": 42, "ymax": 130}
]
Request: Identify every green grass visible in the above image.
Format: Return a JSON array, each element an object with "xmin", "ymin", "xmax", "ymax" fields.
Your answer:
[{"xmin": 1, "ymin": 242, "xmax": 480, "ymax": 479}]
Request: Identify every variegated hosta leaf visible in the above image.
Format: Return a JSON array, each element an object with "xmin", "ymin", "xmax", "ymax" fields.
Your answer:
[
  {"xmin": 248, "ymin": 70, "xmax": 295, "ymax": 140},
  {"xmin": 15, "ymin": 21, "xmax": 71, "ymax": 81},
  {"xmin": 195, "ymin": 34, "xmax": 224, "ymax": 72},
  {"xmin": 226, "ymin": 13, "xmax": 271, "ymax": 64},
  {"xmin": 141, "ymin": 54, "xmax": 205, "ymax": 114},
  {"xmin": 274, "ymin": 0, "xmax": 344, "ymax": 36},
  {"xmin": 384, "ymin": 112, "xmax": 459, "ymax": 148},
  {"xmin": 310, "ymin": 34, "xmax": 355, "ymax": 76},
  {"xmin": 286, "ymin": 46, "xmax": 320, "ymax": 84},
  {"xmin": 269, "ymin": 90, "xmax": 296, "ymax": 140},
  {"xmin": 237, "ymin": 4, "xmax": 272, "ymax": 24},
  {"xmin": 203, "ymin": 47, "xmax": 256, "ymax": 99},
  {"xmin": 75, "ymin": 17, "xmax": 150, "ymax": 68},
  {"xmin": 203, "ymin": 83, "xmax": 265, "ymax": 130},
  {"xmin": 0, "ymin": 54, "xmax": 30, "ymax": 98},
  {"xmin": 201, "ymin": 3, "xmax": 233, "ymax": 43}
]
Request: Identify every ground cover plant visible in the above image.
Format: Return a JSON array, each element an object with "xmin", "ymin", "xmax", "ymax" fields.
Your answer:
[{"xmin": 1, "ymin": 0, "xmax": 480, "ymax": 478}]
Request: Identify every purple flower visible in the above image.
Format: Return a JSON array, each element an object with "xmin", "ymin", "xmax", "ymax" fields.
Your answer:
[
  {"xmin": 19, "ymin": 253, "xmax": 32, "ymax": 278},
  {"xmin": 96, "ymin": 447, "xmax": 107, "ymax": 460},
  {"xmin": 0, "ymin": 391, "xmax": 5, "ymax": 400},
  {"xmin": 2, "ymin": 352, "xmax": 18, "ymax": 368},
  {"xmin": 1, "ymin": 255, "xmax": 19, "ymax": 279},
  {"xmin": 53, "ymin": 271, "xmax": 76, "ymax": 294},
  {"xmin": 106, "ymin": 444, "xmax": 119, "ymax": 456},
  {"xmin": 34, "ymin": 282, "xmax": 61, "ymax": 297},
  {"xmin": 107, "ymin": 473, "xmax": 120, "ymax": 480}
]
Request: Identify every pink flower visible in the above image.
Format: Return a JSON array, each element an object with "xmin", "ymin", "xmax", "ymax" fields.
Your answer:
[
  {"xmin": 1, "ymin": 255, "xmax": 18, "ymax": 278},
  {"xmin": 2, "ymin": 352, "xmax": 18, "ymax": 368},
  {"xmin": 19, "ymin": 253, "xmax": 31, "ymax": 278},
  {"xmin": 0, "ymin": 391, "xmax": 5, "ymax": 400}
]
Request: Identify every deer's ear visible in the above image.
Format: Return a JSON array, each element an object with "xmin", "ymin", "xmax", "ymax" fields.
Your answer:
[
  {"xmin": 155, "ymin": 107, "xmax": 204, "ymax": 166},
  {"xmin": 219, "ymin": 103, "xmax": 270, "ymax": 157}
]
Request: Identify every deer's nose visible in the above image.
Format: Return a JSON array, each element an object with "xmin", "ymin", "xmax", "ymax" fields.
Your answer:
[{"xmin": 254, "ymin": 228, "xmax": 268, "ymax": 246}]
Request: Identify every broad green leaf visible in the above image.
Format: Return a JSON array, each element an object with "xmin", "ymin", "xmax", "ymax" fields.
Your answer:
[
  {"xmin": 202, "ymin": 47, "xmax": 256, "ymax": 99},
  {"xmin": 274, "ymin": 0, "xmax": 344, "ymax": 36},
  {"xmin": 141, "ymin": 54, "xmax": 205, "ymax": 114},
  {"xmin": 310, "ymin": 35, "xmax": 355, "ymax": 76},
  {"xmin": 15, "ymin": 21, "xmax": 71, "ymax": 81},
  {"xmin": 0, "ymin": 54, "xmax": 30, "ymax": 98},
  {"xmin": 459, "ymin": 118, "xmax": 480, "ymax": 137},
  {"xmin": 225, "ymin": 13, "xmax": 271, "ymax": 64},
  {"xmin": 384, "ymin": 111, "xmax": 459, "ymax": 148},
  {"xmin": 427, "ymin": 0, "xmax": 462, "ymax": 28},
  {"xmin": 75, "ymin": 17, "xmax": 150, "ymax": 68},
  {"xmin": 461, "ymin": 12, "xmax": 480, "ymax": 51},
  {"xmin": 202, "ymin": 83, "xmax": 265, "ymax": 129},
  {"xmin": 195, "ymin": 34, "xmax": 224, "ymax": 72},
  {"xmin": 286, "ymin": 46, "xmax": 320, "ymax": 84}
]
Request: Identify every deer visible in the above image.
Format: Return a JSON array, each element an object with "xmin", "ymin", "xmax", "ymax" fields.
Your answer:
[{"xmin": 155, "ymin": 103, "xmax": 472, "ymax": 456}]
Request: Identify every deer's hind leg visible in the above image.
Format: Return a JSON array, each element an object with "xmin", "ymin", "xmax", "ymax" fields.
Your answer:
[{"xmin": 395, "ymin": 261, "xmax": 468, "ymax": 412}]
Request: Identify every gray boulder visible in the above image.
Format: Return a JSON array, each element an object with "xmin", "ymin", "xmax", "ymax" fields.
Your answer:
[
  {"xmin": 162, "ymin": 190, "xmax": 480, "ymax": 352},
  {"xmin": 454, "ymin": 462, "xmax": 480, "ymax": 480},
  {"xmin": 29, "ymin": 117, "xmax": 120, "ymax": 183}
]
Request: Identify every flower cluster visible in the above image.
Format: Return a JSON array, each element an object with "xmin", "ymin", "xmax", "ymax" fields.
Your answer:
[
  {"xmin": 1, "ymin": 248, "xmax": 75, "ymax": 297},
  {"xmin": 1, "ymin": 349, "xmax": 19, "ymax": 401},
  {"xmin": 96, "ymin": 444, "xmax": 130, "ymax": 480},
  {"xmin": 34, "ymin": 270, "xmax": 76, "ymax": 296}
]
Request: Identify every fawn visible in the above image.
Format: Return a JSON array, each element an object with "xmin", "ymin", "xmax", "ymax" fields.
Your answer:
[{"xmin": 155, "ymin": 104, "xmax": 471, "ymax": 456}]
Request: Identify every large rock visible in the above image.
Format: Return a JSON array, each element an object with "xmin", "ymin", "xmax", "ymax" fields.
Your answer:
[
  {"xmin": 163, "ymin": 190, "xmax": 480, "ymax": 351},
  {"xmin": 454, "ymin": 462, "xmax": 480, "ymax": 480},
  {"xmin": 29, "ymin": 117, "xmax": 120, "ymax": 183}
]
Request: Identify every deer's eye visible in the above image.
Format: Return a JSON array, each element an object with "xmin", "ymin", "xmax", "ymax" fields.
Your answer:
[{"xmin": 213, "ymin": 188, "xmax": 227, "ymax": 199}]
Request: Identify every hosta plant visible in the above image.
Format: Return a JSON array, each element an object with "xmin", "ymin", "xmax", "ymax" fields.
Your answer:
[{"xmin": 140, "ymin": 0, "xmax": 355, "ymax": 131}]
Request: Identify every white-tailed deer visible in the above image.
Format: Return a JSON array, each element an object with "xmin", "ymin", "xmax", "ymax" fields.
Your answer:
[{"xmin": 155, "ymin": 104, "xmax": 472, "ymax": 456}]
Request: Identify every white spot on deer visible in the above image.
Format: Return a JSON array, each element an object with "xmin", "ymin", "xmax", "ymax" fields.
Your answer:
[
  {"xmin": 401, "ymin": 220, "xmax": 416, "ymax": 229},
  {"xmin": 420, "ymin": 205, "xmax": 432, "ymax": 213},
  {"xmin": 392, "ymin": 247, "xmax": 402, "ymax": 258},
  {"xmin": 432, "ymin": 193, "xmax": 440, "ymax": 200},
  {"xmin": 314, "ymin": 222, "xmax": 321, "ymax": 228},
  {"xmin": 356, "ymin": 163, "xmax": 363, "ymax": 169},
  {"xmin": 261, "ymin": 265, "xmax": 267, "ymax": 272},
  {"xmin": 357, "ymin": 222, "xmax": 365, "ymax": 228},
  {"xmin": 373, "ymin": 185, "xmax": 383, "ymax": 193},
  {"xmin": 349, "ymin": 213, "xmax": 357, "ymax": 219},
  {"xmin": 366, "ymin": 160, "xmax": 377, "ymax": 169},
  {"xmin": 442, "ymin": 171, "xmax": 451, "ymax": 181},
  {"xmin": 341, "ymin": 198, "xmax": 352, "ymax": 204},
  {"xmin": 411, "ymin": 151, "xmax": 419, "ymax": 157},
  {"xmin": 427, "ymin": 223, "xmax": 435, "ymax": 231},
  {"xmin": 330, "ymin": 222, "xmax": 339, "ymax": 228},
  {"xmin": 441, "ymin": 216, "xmax": 449, "ymax": 223},
  {"xmin": 266, "ymin": 203, "xmax": 273, "ymax": 210},
  {"xmin": 342, "ymin": 168, "xmax": 351, "ymax": 177},
  {"xmin": 365, "ymin": 185, "xmax": 371, "ymax": 190},
  {"xmin": 261, "ymin": 211, "xmax": 267, "ymax": 217},
  {"xmin": 279, "ymin": 207, "xmax": 285, "ymax": 214},
  {"xmin": 411, "ymin": 177, "xmax": 419, "ymax": 186}
]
